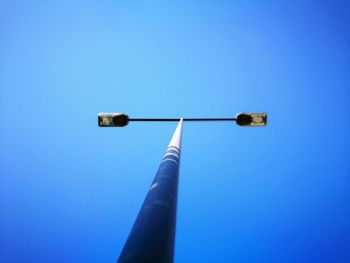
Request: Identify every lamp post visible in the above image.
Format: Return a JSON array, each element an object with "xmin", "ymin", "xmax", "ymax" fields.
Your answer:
[{"xmin": 98, "ymin": 112, "xmax": 267, "ymax": 263}]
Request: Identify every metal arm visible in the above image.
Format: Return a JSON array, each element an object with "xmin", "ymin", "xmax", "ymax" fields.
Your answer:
[
  {"xmin": 129, "ymin": 118, "xmax": 237, "ymax": 122},
  {"xmin": 97, "ymin": 112, "xmax": 267, "ymax": 127}
]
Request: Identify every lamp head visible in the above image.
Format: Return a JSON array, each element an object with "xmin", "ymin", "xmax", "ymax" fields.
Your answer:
[
  {"xmin": 236, "ymin": 112, "xmax": 267, "ymax": 126},
  {"xmin": 98, "ymin": 113, "xmax": 129, "ymax": 127}
]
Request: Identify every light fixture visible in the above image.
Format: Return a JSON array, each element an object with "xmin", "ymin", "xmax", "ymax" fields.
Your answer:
[
  {"xmin": 98, "ymin": 113, "xmax": 129, "ymax": 127},
  {"xmin": 235, "ymin": 112, "xmax": 267, "ymax": 126}
]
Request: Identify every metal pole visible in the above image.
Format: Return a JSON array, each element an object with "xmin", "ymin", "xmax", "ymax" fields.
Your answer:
[{"xmin": 117, "ymin": 119, "xmax": 183, "ymax": 263}]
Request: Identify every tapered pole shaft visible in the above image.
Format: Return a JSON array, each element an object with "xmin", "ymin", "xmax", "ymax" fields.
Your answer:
[{"xmin": 118, "ymin": 119, "xmax": 183, "ymax": 263}]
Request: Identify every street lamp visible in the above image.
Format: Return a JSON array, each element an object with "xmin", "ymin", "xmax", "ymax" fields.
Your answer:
[
  {"xmin": 100, "ymin": 112, "xmax": 267, "ymax": 263},
  {"xmin": 98, "ymin": 112, "xmax": 267, "ymax": 127}
]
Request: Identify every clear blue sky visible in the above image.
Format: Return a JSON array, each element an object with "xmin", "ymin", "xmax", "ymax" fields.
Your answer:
[{"xmin": 1, "ymin": 1, "xmax": 349, "ymax": 262}]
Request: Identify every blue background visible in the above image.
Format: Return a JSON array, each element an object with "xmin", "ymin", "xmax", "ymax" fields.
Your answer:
[{"xmin": 1, "ymin": 1, "xmax": 349, "ymax": 262}]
